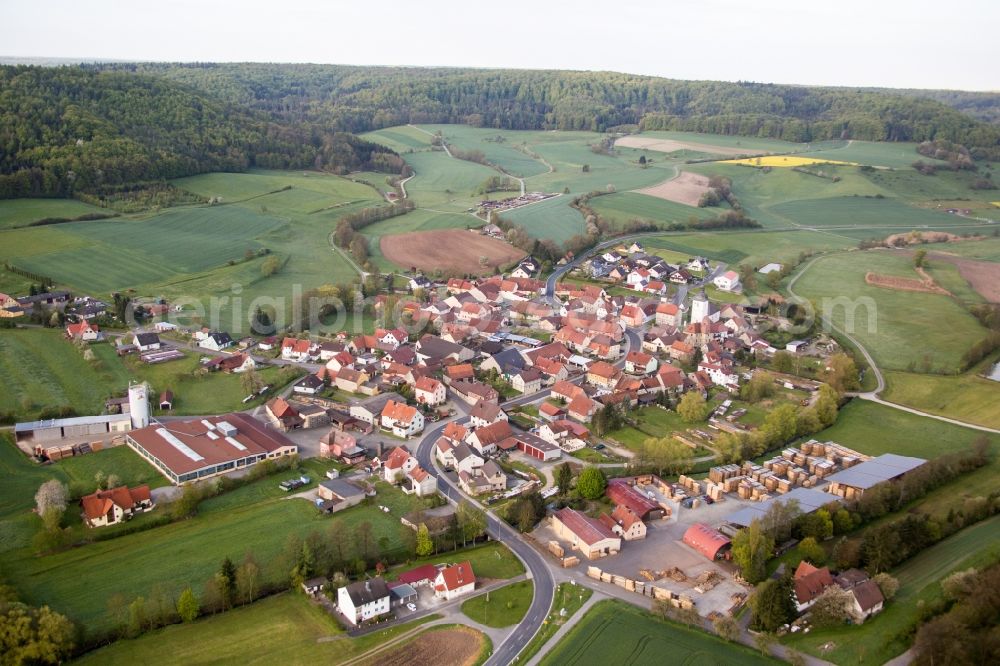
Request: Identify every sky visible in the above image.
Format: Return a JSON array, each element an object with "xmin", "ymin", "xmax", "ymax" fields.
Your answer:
[{"xmin": 2, "ymin": 0, "xmax": 998, "ymax": 91}]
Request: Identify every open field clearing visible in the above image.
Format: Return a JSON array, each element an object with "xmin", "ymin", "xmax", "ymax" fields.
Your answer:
[
  {"xmin": 642, "ymin": 229, "xmax": 852, "ymax": 267},
  {"xmin": 793, "ymin": 251, "xmax": 986, "ymax": 372},
  {"xmin": 501, "ymin": 195, "xmax": 586, "ymax": 243},
  {"xmin": 540, "ymin": 599, "xmax": 779, "ymax": 665},
  {"xmin": 380, "ymin": 228, "xmax": 525, "ymax": 275},
  {"xmin": 0, "ymin": 480, "xmax": 426, "ymax": 631},
  {"xmin": 616, "ymin": 135, "xmax": 768, "ymax": 156},
  {"xmin": 0, "ymin": 198, "xmax": 109, "ymax": 229},
  {"xmin": 633, "ymin": 171, "xmax": 712, "ymax": 207},
  {"xmin": 618, "ymin": 130, "xmax": 806, "ymax": 155},
  {"xmin": 400, "ymin": 150, "xmax": 500, "ymax": 211},
  {"xmin": 75, "ymin": 593, "xmax": 437, "ymax": 665},
  {"xmin": 784, "ymin": 516, "xmax": 1000, "ymax": 666},
  {"xmin": 883, "ymin": 363, "xmax": 1000, "ymax": 430},
  {"xmin": 721, "ymin": 156, "xmax": 859, "ymax": 168},
  {"xmin": 418, "ymin": 124, "xmax": 551, "ymax": 177},
  {"xmin": 361, "ymin": 125, "xmax": 435, "ymax": 152},
  {"xmin": 588, "ymin": 191, "xmax": 717, "ymax": 227},
  {"xmin": 797, "ymin": 140, "xmax": 939, "ymax": 169},
  {"xmin": 362, "ymin": 625, "xmax": 488, "ymax": 666},
  {"xmin": 771, "ymin": 195, "xmax": 975, "ymax": 230},
  {"xmin": 173, "ymin": 169, "xmax": 377, "ymax": 207}
]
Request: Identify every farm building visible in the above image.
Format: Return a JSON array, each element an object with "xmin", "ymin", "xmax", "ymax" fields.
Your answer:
[
  {"xmin": 15, "ymin": 414, "xmax": 133, "ymax": 450},
  {"xmin": 606, "ymin": 479, "xmax": 664, "ymax": 521},
  {"xmin": 792, "ymin": 560, "xmax": 834, "ymax": 613},
  {"xmin": 682, "ymin": 523, "xmax": 731, "ymax": 561},
  {"xmin": 316, "ymin": 478, "xmax": 365, "ymax": 513},
  {"xmin": 125, "ymin": 413, "xmax": 297, "ymax": 485},
  {"xmin": 132, "ymin": 332, "xmax": 161, "ymax": 351},
  {"xmin": 337, "ymin": 578, "xmax": 390, "ymax": 625},
  {"xmin": 825, "ymin": 453, "xmax": 927, "ymax": 500},
  {"xmin": 397, "ymin": 564, "xmax": 440, "ymax": 587},
  {"xmin": 159, "ymin": 391, "xmax": 173, "ymax": 410},
  {"xmin": 551, "ymin": 507, "xmax": 621, "ymax": 560},
  {"xmin": 388, "ymin": 582, "xmax": 418, "ymax": 609},
  {"xmin": 350, "ymin": 392, "xmax": 405, "ymax": 426}
]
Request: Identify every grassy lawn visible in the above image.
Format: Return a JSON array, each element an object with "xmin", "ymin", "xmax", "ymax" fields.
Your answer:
[
  {"xmin": 606, "ymin": 406, "xmax": 690, "ymax": 450},
  {"xmin": 515, "ymin": 582, "xmax": 593, "ymax": 664},
  {"xmin": 74, "ymin": 592, "xmax": 439, "ymax": 665},
  {"xmin": 0, "ymin": 478, "xmax": 426, "ymax": 632},
  {"xmin": 882, "ymin": 357, "xmax": 1000, "ymax": 430},
  {"xmin": 783, "ymin": 515, "xmax": 1000, "ymax": 665},
  {"xmin": 540, "ymin": 599, "xmax": 779, "ymax": 665},
  {"xmin": 0, "ymin": 328, "xmax": 300, "ymax": 421},
  {"xmin": 461, "ymin": 580, "xmax": 533, "ymax": 628},
  {"xmin": 792, "ymin": 251, "xmax": 986, "ymax": 372},
  {"xmin": 0, "ymin": 198, "xmax": 109, "ymax": 229},
  {"xmin": 387, "ymin": 541, "xmax": 525, "ymax": 581}
]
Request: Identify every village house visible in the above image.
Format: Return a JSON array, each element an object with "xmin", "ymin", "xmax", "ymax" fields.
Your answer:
[
  {"xmin": 465, "ymin": 419, "xmax": 513, "ymax": 456},
  {"xmin": 713, "ymin": 270, "xmax": 741, "ymax": 292},
  {"xmin": 402, "ymin": 465, "xmax": 437, "ymax": 497},
  {"xmin": 624, "ymin": 350, "xmax": 657, "ymax": 375},
  {"xmin": 336, "ymin": 367, "xmax": 371, "ymax": 394},
  {"xmin": 792, "ymin": 561, "xmax": 835, "ymax": 613},
  {"xmin": 509, "ymin": 368, "xmax": 543, "ymax": 394},
  {"xmin": 434, "ymin": 561, "xmax": 476, "ymax": 600},
  {"xmin": 450, "ymin": 379, "xmax": 499, "ymax": 406},
  {"xmin": 459, "ymin": 459, "xmax": 507, "ymax": 495},
  {"xmin": 834, "ymin": 569, "xmax": 885, "ymax": 622},
  {"xmin": 210, "ymin": 352, "xmax": 256, "ymax": 374},
  {"xmin": 319, "ymin": 430, "xmax": 367, "ymax": 465},
  {"xmin": 133, "ymin": 331, "xmax": 161, "ymax": 351},
  {"xmin": 66, "ymin": 320, "xmax": 102, "ymax": 342},
  {"xmin": 551, "ymin": 507, "xmax": 621, "ymax": 560},
  {"xmin": 316, "ymin": 478, "xmax": 365, "ymax": 510},
  {"xmin": 293, "ymin": 373, "xmax": 325, "ymax": 395},
  {"xmin": 381, "ymin": 400, "xmax": 425, "ymax": 438},
  {"xmin": 655, "ymin": 302, "xmax": 683, "ymax": 327},
  {"xmin": 469, "ymin": 399, "xmax": 508, "ymax": 428},
  {"xmin": 414, "ymin": 376, "xmax": 446, "ymax": 406},
  {"xmin": 199, "ymin": 331, "xmax": 234, "ymax": 351},
  {"xmin": 281, "ymin": 337, "xmax": 315, "ymax": 362},
  {"xmin": 586, "ymin": 361, "xmax": 621, "ymax": 389},
  {"xmin": 338, "ymin": 578, "xmax": 391, "ymax": 625},
  {"xmin": 80, "ymin": 485, "xmax": 153, "ymax": 527},
  {"xmin": 266, "ymin": 397, "xmax": 304, "ymax": 431},
  {"xmin": 382, "ymin": 445, "xmax": 419, "ymax": 483}
]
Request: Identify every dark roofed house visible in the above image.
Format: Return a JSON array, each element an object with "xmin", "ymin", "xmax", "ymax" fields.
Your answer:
[
  {"xmin": 792, "ymin": 560, "xmax": 835, "ymax": 612},
  {"xmin": 469, "ymin": 399, "xmax": 507, "ymax": 427},
  {"xmin": 337, "ymin": 577, "xmax": 390, "ymax": 625}
]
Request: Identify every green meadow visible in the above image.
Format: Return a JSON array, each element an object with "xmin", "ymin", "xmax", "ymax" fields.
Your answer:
[{"xmin": 0, "ymin": 198, "xmax": 109, "ymax": 229}]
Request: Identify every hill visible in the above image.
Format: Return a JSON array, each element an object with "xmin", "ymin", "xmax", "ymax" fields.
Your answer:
[
  {"xmin": 108, "ymin": 63, "xmax": 1000, "ymax": 158},
  {"xmin": 0, "ymin": 65, "xmax": 404, "ymax": 199}
]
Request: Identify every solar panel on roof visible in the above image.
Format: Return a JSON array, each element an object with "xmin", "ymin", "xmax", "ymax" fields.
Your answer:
[{"xmin": 155, "ymin": 428, "xmax": 204, "ymax": 462}]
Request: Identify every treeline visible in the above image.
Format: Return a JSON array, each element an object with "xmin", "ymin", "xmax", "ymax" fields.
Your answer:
[
  {"xmin": 94, "ymin": 63, "xmax": 1000, "ymax": 160},
  {"xmin": 477, "ymin": 175, "xmax": 519, "ymax": 194},
  {"xmin": 0, "ymin": 66, "xmax": 405, "ymax": 199},
  {"xmin": 333, "ymin": 200, "xmax": 416, "ymax": 267}
]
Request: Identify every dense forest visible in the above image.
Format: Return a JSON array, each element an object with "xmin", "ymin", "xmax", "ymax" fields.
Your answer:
[
  {"xmin": 3, "ymin": 63, "xmax": 1000, "ymax": 200},
  {"xmin": 0, "ymin": 66, "xmax": 405, "ymax": 198},
  {"xmin": 110, "ymin": 63, "xmax": 1000, "ymax": 159}
]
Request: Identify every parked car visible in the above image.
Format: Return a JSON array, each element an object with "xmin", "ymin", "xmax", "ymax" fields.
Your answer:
[{"xmin": 406, "ymin": 602, "xmax": 417, "ymax": 612}]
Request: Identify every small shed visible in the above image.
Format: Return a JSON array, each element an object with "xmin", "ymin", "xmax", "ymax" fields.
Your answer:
[
  {"xmin": 301, "ymin": 577, "xmax": 326, "ymax": 596},
  {"xmin": 159, "ymin": 391, "xmax": 174, "ymax": 411}
]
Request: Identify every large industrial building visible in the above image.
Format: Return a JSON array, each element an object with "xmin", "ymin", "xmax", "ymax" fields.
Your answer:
[
  {"xmin": 824, "ymin": 453, "xmax": 927, "ymax": 500},
  {"xmin": 126, "ymin": 413, "xmax": 297, "ymax": 484}
]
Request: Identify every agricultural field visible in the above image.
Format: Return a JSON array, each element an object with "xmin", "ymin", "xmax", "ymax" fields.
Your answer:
[
  {"xmin": 398, "ymin": 150, "xmax": 500, "ymax": 212},
  {"xmin": 616, "ymin": 130, "xmax": 808, "ymax": 155},
  {"xmin": 792, "ymin": 251, "xmax": 987, "ymax": 372},
  {"xmin": 589, "ymin": 191, "xmax": 717, "ymax": 228},
  {"xmin": 517, "ymin": 582, "xmax": 594, "ymax": 663},
  {"xmin": 720, "ymin": 156, "xmax": 858, "ymax": 168},
  {"xmin": 539, "ymin": 599, "xmax": 779, "ymax": 666},
  {"xmin": 770, "ymin": 195, "xmax": 974, "ymax": 230},
  {"xmin": 0, "ymin": 198, "xmax": 109, "ymax": 229},
  {"xmin": 74, "ymin": 593, "xmax": 439, "ymax": 665},
  {"xmin": 0, "ymin": 479, "xmax": 428, "ymax": 632},
  {"xmin": 417, "ymin": 124, "xmax": 551, "ymax": 177},
  {"xmin": 783, "ymin": 515, "xmax": 1000, "ymax": 666},
  {"xmin": 797, "ymin": 140, "xmax": 943, "ymax": 169},
  {"xmin": 501, "ymin": 195, "xmax": 587, "ymax": 244},
  {"xmin": 380, "ymin": 228, "xmax": 525, "ymax": 276},
  {"xmin": 634, "ymin": 170, "xmax": 714, "ymax": 207},
  {"xmin": 642, "ymin": 229, "xmax": 852, "ymax": 268},
  {"xmin": 885, "ymin": 363, "xmax": 1000, "ymax": 427},
  {"xmin": 360, "ymin": 125, "xmax": 435, "ymax": 153},
  {"xmin": 461, "ymin": 580, "xmax": 533, "ymax": 627},
  {"xmin": 360, "ymin": 624, "xmax": 489, "ymax": 666}
]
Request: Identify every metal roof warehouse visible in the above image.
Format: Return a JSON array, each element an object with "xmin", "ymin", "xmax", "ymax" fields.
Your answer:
[
  {"xmin": 823, "ymin": 453, "xmax": 927, "ymax": 490},
  {"xmin": 724, "ymin": 487, "xmax": 841, "ymax": 528}
]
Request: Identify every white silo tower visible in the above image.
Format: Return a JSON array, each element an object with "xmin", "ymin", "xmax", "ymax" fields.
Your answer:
[{"xmin": 128, "ymin": 383, "xmax": 150, "ymax": 429}]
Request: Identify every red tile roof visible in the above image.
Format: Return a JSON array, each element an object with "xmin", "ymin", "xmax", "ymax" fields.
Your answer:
[
  {"xmin": 682, "ymin": 523, "xmax": 731, "ymax": 560},
  {"xmin": 555, "ymin": 507, "xmax": 617, "ymax": 546},
  {"xmin": 607, "ymin": 480, "xmax": 659, "ymax": 518},
  {"xmin": 384, "ymin": 445, "xmax": 413, "ymax": 470},
  {"xmin": 793, "ymin": 561, "xmax": 834, "ymax": 605},
  {"xmin": 437, "ymin": 561, "xmax": 475, "ymax": 591},
  {"xmin": 398, "ymin": 564, "xmax": 439, "ymax": 586}
]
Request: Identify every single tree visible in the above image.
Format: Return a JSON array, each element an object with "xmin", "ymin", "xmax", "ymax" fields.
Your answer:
[
  {"xmin": 176, "ymin": 587, "xmax": 199, "ymax": 623},
  {"xmin": 555, "ymin": 462, "xmax": 573, "ymax": 496},
  {"xmin": 677, "ymin": 391, "xmax": 708, "ymax": 423},
  {"xmin": 415, "ymin": 523, "xmax": 434, "ymax": 557},
  {"xmin": 576, "ymin": 467, "xmax": 607, "ymax": 500},
  {"xmin": 731, "ymin": 519, "xmax": 774, "ymax": 584}
]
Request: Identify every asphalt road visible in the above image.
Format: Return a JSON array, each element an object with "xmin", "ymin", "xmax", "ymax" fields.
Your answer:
[{"xmin": 414, "ymin": 418, "xmax": 555, "ymax": 666}]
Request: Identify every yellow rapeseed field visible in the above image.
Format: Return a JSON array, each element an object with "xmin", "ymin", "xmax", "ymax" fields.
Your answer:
[
  {"xmin": 990, "ymin": 201, "xmax": 1000, "ymax": 208},
  {"xmin": 720, "ymin": 155, "xmax": 859, "ymax": 167}
]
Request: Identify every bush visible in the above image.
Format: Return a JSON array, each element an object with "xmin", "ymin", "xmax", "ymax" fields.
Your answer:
[{"xmin": 576, "ymin": 468, "xmax": 607, "ymax": 500}]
